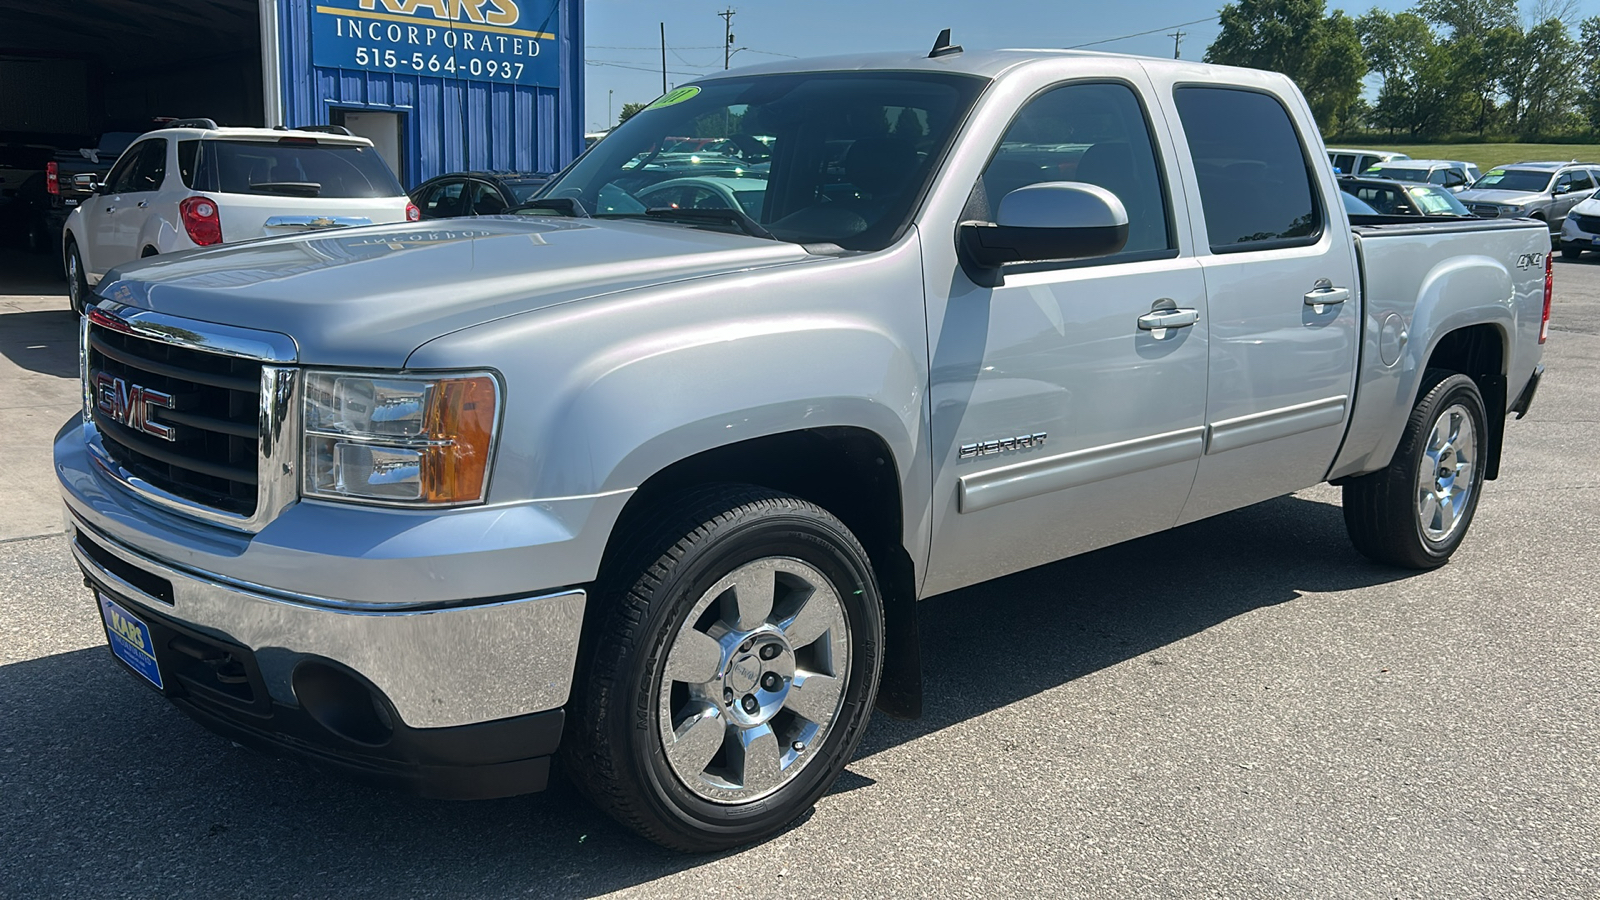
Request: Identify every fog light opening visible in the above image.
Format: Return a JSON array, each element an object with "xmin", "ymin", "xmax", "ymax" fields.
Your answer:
[{"xmin": 292, "ymin": 660, "xmax": 396, "ymax": 747}]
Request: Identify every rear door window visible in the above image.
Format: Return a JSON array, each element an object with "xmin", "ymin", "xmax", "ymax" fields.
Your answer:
[
  {"xmin": 1332, "ymin": 153, "xmax": 1355, "ymax": 173},
  {"xmin": 111, "ymin": 139, "xmax": 166, "ymax": 194},
  {"xmin": 978, "ymin": 81, "xmax": 1174, "ymax": 258},
  {"xmin": 1174, "ymin": 87, "xmax": 1322, "ymax": 252},
  {"xmin": 1567, "ymin": 170, "xmax": 1594, "ymax": 191},
  {"xmin": 468, "ymin": 180, "xmax": 508, "ymax": 215},
  {"xmin": 193, "ymin": 139, "xmax": 404, "ymax": 198},
  {"xmin": 419, "ymin": 179, "xmax": 466, "ymax": 217}
]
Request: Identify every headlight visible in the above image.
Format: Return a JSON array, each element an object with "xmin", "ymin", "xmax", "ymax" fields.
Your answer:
[{"xmin": 302, "ymin": 370, "xmax": 501, "ymax": 506}]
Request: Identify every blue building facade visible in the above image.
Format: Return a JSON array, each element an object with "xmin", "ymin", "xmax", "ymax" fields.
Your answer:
[{"xmin": 265, "ymin": 0, "xmax": 583, "ymax": 188}]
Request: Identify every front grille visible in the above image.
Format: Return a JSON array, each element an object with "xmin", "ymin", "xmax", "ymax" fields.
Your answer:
[
  {"xmin": 1574, "ymin": 214, "xmax": 1600, "ymax": 234},
  {"xmin": 88, "ymin": 323, "xmax": 262, "ymax": 515},
  {"xmin": 1469, "ymin": 204, "xmax": 1501, "ymax": 218}
]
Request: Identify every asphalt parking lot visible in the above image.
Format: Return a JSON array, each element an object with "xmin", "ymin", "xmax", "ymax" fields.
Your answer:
[{"xmin": 1, "ymin": 246, "xmax": 1596, "ymax": 898}]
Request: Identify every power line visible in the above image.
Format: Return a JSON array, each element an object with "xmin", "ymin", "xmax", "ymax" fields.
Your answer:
[{"xmin": 1067, "ymin": 15, "xmax": 1218, "ymax": 50}]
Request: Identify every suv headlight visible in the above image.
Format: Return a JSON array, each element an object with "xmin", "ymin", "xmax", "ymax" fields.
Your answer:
[{"xmin": 302, "ymin": 370, "xmax": 501, "ymax": 506}]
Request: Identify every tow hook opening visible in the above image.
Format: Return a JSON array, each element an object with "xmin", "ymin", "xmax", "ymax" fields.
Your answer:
[{"xmin": 292, "ymin": 660, "xmax": 396, "ymax": 747}]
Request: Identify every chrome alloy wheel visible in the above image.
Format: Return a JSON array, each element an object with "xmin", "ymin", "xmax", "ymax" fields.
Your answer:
[
  {"xmin": 67, "ymin": 252, "xmax": 81, "ymax": 308},
  {"xmin": 657, "ymin": 557, "xmax": 850, "ymax": 804},
  {"xmin": 1416, "ymin": 402, "xmax": 1477, "ymax": 542}
]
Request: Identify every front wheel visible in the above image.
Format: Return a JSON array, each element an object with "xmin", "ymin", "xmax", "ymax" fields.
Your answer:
[
  {"xmin": 1562, "ymin": 246, "xmax": 1583, "ymax": 260},
  {"xmin": 1342, "ymin": 370, "xmax": 1488, "ymax": 569},
  {"xmin": 564, "ymin": 485, "xmax": 883, "ymax": 852}
]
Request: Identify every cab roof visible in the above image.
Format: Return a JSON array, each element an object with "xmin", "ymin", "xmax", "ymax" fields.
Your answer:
[{"xmin": 141, "ymin": 124, "xmax": 374, "ymax": 146}]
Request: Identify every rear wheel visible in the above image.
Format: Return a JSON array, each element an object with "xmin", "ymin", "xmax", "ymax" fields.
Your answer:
[
  {"xmin": 1342, "ymin": 369, "xmax": 1488, "ymax": 569},
  {"xmin": 65, "ymin": 241, "xmax": 89, "ymax": 315},
  {"xmin": 564, "ymin": 485, "xmax": 883, "ymax": 852}
]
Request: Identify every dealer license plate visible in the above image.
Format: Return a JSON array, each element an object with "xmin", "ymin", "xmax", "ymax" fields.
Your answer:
[{"xmin": 99, "ymin": 593, "xmax": 163, "ymax": 690}]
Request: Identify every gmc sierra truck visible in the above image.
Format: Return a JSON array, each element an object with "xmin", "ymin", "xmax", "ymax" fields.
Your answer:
[{"xmin": 57, "ymin": 45, "xmax": 1548, "ymax": 852}]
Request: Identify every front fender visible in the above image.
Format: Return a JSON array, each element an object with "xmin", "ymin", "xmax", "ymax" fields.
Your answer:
[{"xmin": 406, "ymin": 235, "xmax": 933, "ymax": 574}]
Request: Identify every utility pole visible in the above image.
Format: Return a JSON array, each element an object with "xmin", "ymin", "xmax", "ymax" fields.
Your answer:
[
  {"xmin": 660, "ymin": 22, "xmax": 667, "ymax": 93},
  {"xmin": 608, "ymin": 89, "xmax": 613, "ymax": 127},
  {"xmin": 718, "ymin": 8, "xmax": 736, "ymax": 69},
  {"xmin": 1167, "ymin": 30, "xmax": 1185, "ymax": 59}
]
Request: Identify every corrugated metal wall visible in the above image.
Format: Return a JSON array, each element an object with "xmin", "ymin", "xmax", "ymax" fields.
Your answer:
[{"xmin": 274, "ymin": 0, "xmax": 582, "ymax": 188}]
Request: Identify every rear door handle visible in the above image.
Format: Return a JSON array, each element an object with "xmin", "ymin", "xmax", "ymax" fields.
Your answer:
[
  {"xmin": 1137, "ymin": 307, "xmax": 1199, "ymax": 338},
  {"xmin": 1304, "ymin": 283, "xmax": 1349, "ymax": 312}
]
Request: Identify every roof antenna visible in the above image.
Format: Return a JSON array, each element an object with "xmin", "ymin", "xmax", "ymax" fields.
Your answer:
[{"xmin": 928, "ymin": 28, "xmax": 962, "ymax": 58}]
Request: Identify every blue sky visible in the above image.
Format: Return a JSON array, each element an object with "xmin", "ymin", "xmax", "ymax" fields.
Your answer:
[{"xmin": 581, "ymin": 0, "xmax": 1600, "ymax": 132}]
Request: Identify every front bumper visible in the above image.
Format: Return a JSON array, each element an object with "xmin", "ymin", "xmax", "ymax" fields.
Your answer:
[
  {"xmin": 71, "ymin": 522, "xmax": 582, "ymax": 798},
  {"xmin": 57, "ymin": 414, "xmax": 604, "ymax": 797},
  {"xmin": 1561, "ymin": 216, "xmax": 1598, "ymax": 248}
]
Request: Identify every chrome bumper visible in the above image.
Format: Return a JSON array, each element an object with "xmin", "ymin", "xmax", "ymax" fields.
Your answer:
[{"xmin": 71, "ymin": 519, "xmax": 585, "ymax": 729}]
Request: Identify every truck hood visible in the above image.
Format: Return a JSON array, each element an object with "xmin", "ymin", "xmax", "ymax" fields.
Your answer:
[
  {"xmin": 1455, "ymin": 189, "xmax": 1544, "ymax": 206},
  {"xmin": 95, "ymin": 217, "xmax": 813, "ymax": 367}
]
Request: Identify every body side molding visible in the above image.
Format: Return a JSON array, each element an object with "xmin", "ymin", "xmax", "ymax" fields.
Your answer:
[
  {"xmin": 958, "ymin": 427, "xmax": 1205, "ymax": 513},
  {"xmin": 1205, "ymin": 396, "xmax": 1348, "ymax": 455}
]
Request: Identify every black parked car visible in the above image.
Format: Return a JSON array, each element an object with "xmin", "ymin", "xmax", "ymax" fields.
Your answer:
[
  {"xmin": 409, "ymin": 172, "xmax": 550, "ymax": 219},
  {"xmin": 1338, "ymin": 176, "xmax": 1475, "ymax": 219}
]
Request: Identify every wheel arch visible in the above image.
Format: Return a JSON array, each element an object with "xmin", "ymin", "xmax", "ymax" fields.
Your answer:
[
  {"xmin": 1421, "ymin": 322, "xmax": 1508, "ymax": 479},
  {"xmin": 591, "ymin": 427, "xmax": 924, "ymax": 719}
]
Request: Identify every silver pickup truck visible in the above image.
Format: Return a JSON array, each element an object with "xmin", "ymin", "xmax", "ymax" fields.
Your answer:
[{"xmin": 58, "ymin": 45, "xmax": 1549, "ymax": 852}]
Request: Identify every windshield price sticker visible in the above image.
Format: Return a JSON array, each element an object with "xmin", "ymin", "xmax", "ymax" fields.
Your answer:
[
  {"xmin": 645, "ymin": 86, "xmax": 701, "ymax": 111},
  {"xmin": 311, "ymin": 0, "xmax": 561, "ymax": 87}
]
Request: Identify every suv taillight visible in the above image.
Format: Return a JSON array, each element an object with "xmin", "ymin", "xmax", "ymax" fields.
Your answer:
[
  {"xmin": 1541, "ymin": 251, "xmax": 1552, "ymax": 344},
  {"xmin": 46, "ymin": 161, "xmax": 59, "ymax": 195},
  {"xmin": 406, "ymin": 202, "xmax": 421, "ymax": 222},
  {"xmin": 180, "ymin": 196, "xmax": 223, "ymax": 246}
]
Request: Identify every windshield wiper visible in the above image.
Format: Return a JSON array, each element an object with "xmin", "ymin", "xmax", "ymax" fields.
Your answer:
[
  {"xmin": 643, "ymin": 206, "xmax": 775, "ymax": 240},
  {"xmin": 511, "ymin": 196, "xmax": 590, "ymax": 217}
]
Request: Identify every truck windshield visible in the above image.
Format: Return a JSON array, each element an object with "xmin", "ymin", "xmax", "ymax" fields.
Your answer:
[
  {"xmin": 539, "ymin": 71, "xmax": 987, "ymax": 250},
  {"xmin": 192, "ymin": 139, "xmax": 404, "ymax": 198},
  {"xmin": 1472, "ymin": 168, "xmax": 1554, "ymax": 193}
]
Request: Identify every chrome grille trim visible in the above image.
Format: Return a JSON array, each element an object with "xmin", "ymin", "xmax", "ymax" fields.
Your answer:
[{"xmin": 82, "ymin": 298, "xmax": 301, "ymax": 534}]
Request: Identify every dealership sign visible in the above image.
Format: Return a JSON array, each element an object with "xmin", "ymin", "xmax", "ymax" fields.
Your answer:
[{"xmin": 311, "ymin": 0, "xmax": 560, "ymax": 87}]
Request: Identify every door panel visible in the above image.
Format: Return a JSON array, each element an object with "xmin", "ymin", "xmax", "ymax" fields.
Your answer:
[
  {"xmin": 1168, "ymin": 86, "xmax": 1359, "ymax": 525},
  {"xmin": 89, "ymin": 138, "xmax": 165, "ymax": 278},
  {"xmin": 924, "ymin": 79, "xmax": 1209, "ymax": 596}
]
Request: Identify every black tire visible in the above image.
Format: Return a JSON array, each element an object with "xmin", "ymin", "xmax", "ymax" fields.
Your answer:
[
  {"xmin": 1342, "ymin": 369, "xmax": 1489, "ymax": 569},
  {"xmin": 564, "ymin": 484, "xmax": 884, "ymax": 852},
  {"xmin": 65, "ymin": 240, "xmax": 89, "ymax": 315},
  {"xmin": 140, "ymin": 245, "xmax": 158, "ymax": 258},
  {"xmin": 1562, "ymin": 246, "xmax": 1583, "ymax": 260}
]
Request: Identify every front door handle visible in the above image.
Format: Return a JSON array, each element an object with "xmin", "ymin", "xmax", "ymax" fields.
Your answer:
[
  {"xmin": 1304, "ymin": 281, "xmax": 1350, "ymax": 312},
  {"xmin": 1137, "ymin": 307, "xmax": 1199, "ymax": 338},
  {"xmin": 104, "ymin": 207, "xmax": 115, "ymax": 213},
  {"xmin": 136, "ymin": 200, "xmax": 148, "ymax": 208}
]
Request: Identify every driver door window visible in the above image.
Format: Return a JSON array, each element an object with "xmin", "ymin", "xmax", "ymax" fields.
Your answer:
[
  {"xmin": 976, "ymin": 81, "xmax": 1174, "ymax": 261},
  {"xmin": 468, "ymin": 180, "xmax": 507, "ymax": 215}
]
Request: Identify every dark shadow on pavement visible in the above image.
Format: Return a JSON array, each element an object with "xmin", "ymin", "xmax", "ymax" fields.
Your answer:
[
  {"xmin": 0, "ymin": 246, "xmax": 67, "ymax": 297},
  {"xmin": 0, "ymin": 492, "xmax": 1416, "ymax": 898},
  {"xmin": 0, "ymin": 309, "xmax": 79, "ymax": 378}
]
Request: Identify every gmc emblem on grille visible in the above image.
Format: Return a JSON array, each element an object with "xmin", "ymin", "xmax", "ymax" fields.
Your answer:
[{"xmin": 94, "ymin": 373, "xmax": 176, "ymax": 441}]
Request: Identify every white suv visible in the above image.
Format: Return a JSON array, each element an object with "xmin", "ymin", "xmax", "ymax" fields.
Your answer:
[{"xmin": 63, "ymin": 119, "xmax": 417, "ymax": 313}]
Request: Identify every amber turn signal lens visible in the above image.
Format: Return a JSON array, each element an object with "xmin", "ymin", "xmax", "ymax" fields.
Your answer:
[{"xmin": 420, "ymin": 375, "xmax": 498, "ymax": 504}]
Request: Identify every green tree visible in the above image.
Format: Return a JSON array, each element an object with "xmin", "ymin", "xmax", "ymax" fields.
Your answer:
[
  {"xmin": 617, "ymin": 102, "xmax": 647, "ymax": 126},
  {"xmin": 1580, "ymin": 15, "xmax": 1600, "ymax": 130},
  {"xmin": 1516, "ymin": 17, "xmax": 1582, "ymax": 137},
  {"xmin": 1204, "ymin": 0, "xmax": 1368, "ymax": 135},
  {"xmin": 1417, "ymin": 0, "xmax": 1520, "ymax": 136}
]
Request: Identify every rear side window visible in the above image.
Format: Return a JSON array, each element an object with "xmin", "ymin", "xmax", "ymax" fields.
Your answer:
[
  {"xmin": 1567, "ymin": 170, "xmax": 1594, "ymax": 191},
  {"xmin": 192, "ymin": 140, "xmax": 404, "ymax": 198},
  {"xmin": 1175, "ymin": 87, "xmax": 1321, "ymax": 252}
]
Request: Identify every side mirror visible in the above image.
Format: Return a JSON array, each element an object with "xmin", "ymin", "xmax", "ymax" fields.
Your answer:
[
  {"xmin": 958, "ymin": 182, "xmax": 1129, "ymax": 278},
  {"xmin": 1555, "ymin": 183, "xmax": 1573, "ymax": 195}
]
